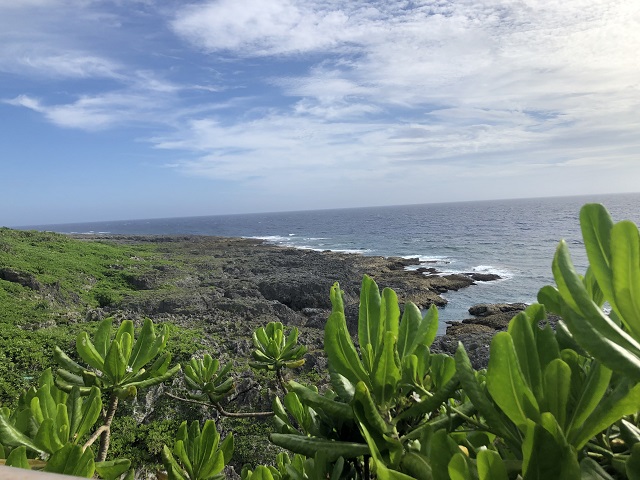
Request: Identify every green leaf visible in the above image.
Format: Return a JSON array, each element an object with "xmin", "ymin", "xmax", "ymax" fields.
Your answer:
[
  {"xmin": 535, "ymin": 323, "xmax": 561, "ymax": 372},
  {"xmin": 430, "ymin": 430, "xmax": 461, "ymax": 480},
  {"xmin": 554, "ymin": 240, "xmax": 640, "ymax": 355},
  {"xmin": 0, "ymin": 412, "xmax": 42, "ymax": 453},
  {"xmin": 53, "ymin": 347, "xmax": 84, "ymax": 375},
  {"xmin": 129, "ymin": 318, "xmax": 157, "ymax": 372},
  {"xmin": 565, "ymin": 361, "xmax": 611, "ymax": 441},
  {"xmin": 372, "ymin": 331, "xmax": 401, "ymax": 405},
  {"xmin": 5, "ymin": 445, "xmax": 30, "ymax": 469},
  {"xmin": 330, "ymin": 282, "xmax": 345, "ymax": 313},
  {"xmin": 248, "ymin": 465, "xmax": 276, "ymax": 480},
  {"xmin": 220, "ymin": 433, "xmax": 234, "ymax": 465},
  {"xmin": 104, "ymin": 340, "xmax": 127, "ymax": 384},
  {"xmin": 35, "ymin": 418, "xmax": 64, "ymax": 454},
  {"xmin": 359, "ymin": 275, "xmax": 382, "ymax": 370},
  {"xmin": 397, "ymin": 303, "xmax": 421, "ymax": 359},
  {"xmin": 448, "ymin": 452, "xmax": 472, "ymax": 480},
  {"xmin": 477, "ymin": 449, "xmax": 508, "ymax": 480},
  {"xmin": 162, "ymin": 445, "xmax": 188, "ymax": 480},
  {"xmin": 75, "ymin": 387, "xmax": 102, "ymax": 441},
  {"xmin": 44, "ymin": 443, "xmax": 95, "ymax": 477},
  {"xmin": 324, "ymin": 311, "xmax": 371, "ymax": 390},
  {"xmin": 287, "ymin": 381, "xmax": 353, "ymax": 420},
  {"xmin": 627, "ymin": 443, "xmax": 640, "ymax": 480},
  {"xmin": 542, "ymin": 359, "xmax": 571, "ymax": 430},
  {"xmin": 380, "ymin": 287, "xmax": 400, "ymax": 338},
  {"xmin": 580, "ymin": 204, "xmax": 615, "ymax": 309},
  {"xmin": 571, "ymin": 379, "xmax": 640, "ymax": 450},
  {"xmin": 610, "ymin": 220, "xmax": 640, "ymax": 340},
  {"xmin": 95, "ymin": 459, "xmax": 132, "ymax": 480},
  {"xmin": 580, "ymin": 457, "xmax": 616, "ymax": 480},
  {"xmin": 127, "ymin": 364, "xmax": 181, "ymax": 390},
  {"xmin": 486, "ymin": 332, "xmax": 540, "ymax": 429},
  {"xmin": 410, "ymin": 305, "xmax": 438, "ymax": 353},
  {"xmin": 352, "ymin": 382, "xmax": 390, "ymax": 437},
  {"xmin": 269, "ymin": 434, "xmax": 369, "ymax": 462},
  {"xmin": 66, "ymin": 387, "xmax": 82, "ymax": 441},
  {"xmin": 396, "ymin": 375, "xmax": 459, "ymax": 422},
  {"xmin": 400, "ymin": 451, "xmax": 433, "ymax": 480},
  {"xmin": 508, "ymin": 313, "xmax": 542, "ymax": 400},
  {"xmin": 94, "ymin": 318, "xmax": 113, "ymax": 359},
  {"xmin": 77, "ymin": 332, "xmax": 105, "ymax": 372},
  {"xmin": 455, "ymin": 344, "xmax": 519, "ymax": 446},
  {"xmin": 619, "ymin": 418, "xmax": 640, "ymax": 447},
  {"xmin": 521, "ymin": 416, "xmax": 580, "ymax": 480}
]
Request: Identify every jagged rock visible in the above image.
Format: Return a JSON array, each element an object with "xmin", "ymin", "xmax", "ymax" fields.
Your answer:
[
  {"xmin": 433, "ymin": 303, "xmax": 529, "ymax": 368},
  {"xmin": 465, "ymin": 272, "xmax": 501, "ymax": 282},
  {"xmin": 0, "ymin": 267, "xmax": 41, "ymax": 290}
]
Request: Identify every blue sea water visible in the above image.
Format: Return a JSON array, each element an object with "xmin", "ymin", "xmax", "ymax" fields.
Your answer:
[{"xmin": 23, "ymin": 193, "xmax": 640, "ymax": 333}]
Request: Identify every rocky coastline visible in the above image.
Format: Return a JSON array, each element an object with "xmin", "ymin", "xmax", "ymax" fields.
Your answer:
[{"xmin": 75, "ymin": 234, "xmax": 525, "ymax": 369}]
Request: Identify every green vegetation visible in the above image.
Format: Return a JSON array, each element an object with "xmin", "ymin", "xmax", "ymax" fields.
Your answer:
[
  {"xmin": 1, "ymin": 203, "xmax": 640, "ymax": 478},
  {"xmin": 0, "ymin": 228, "xmax": 165, "ymax": 323}
]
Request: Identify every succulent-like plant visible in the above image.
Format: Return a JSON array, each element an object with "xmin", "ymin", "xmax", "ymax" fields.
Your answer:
[
  {"xmin": 250, "ymin": 322, "xmax": 307, "ymax": 388},
  {"xmin": 183, "ymin": 354, "xmax": 234, "ymax": 404},
  {"xmin": 53, "ymin": 317, "xmax": 181, "ymax": 461},
  {"xmin": 162, "ymin": 420, "xmax": 233, "ymax": 480},
  {"xmin": 0, "ymin": 369, "xmax": 131, "ymax": 479}
]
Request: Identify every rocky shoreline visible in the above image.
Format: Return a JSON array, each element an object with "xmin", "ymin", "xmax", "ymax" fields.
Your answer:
[{"xmin": 73, "ymin": 234, "xmax": 526, "ymax": 369}]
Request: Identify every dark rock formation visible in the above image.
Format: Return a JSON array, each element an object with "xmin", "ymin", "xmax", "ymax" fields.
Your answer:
[{"xmin": 0, "ymin": 267, "xmax": 42, "ymax": 290}]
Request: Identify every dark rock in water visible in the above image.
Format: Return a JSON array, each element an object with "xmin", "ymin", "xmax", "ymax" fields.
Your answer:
[
  {"xmin": 468, "ymin": 303, "xmax": 527, "ymax": 317},
  {"xmin": 465, "ymin": 272, "xmax": 501, "ymax": 282},
  {"xmin": 416, "ymin": 267, "xmax": 439, "ymax": 274},
  {"xmin": 432, "ymin": 302, "xmax": 529, "ymax": 369}
]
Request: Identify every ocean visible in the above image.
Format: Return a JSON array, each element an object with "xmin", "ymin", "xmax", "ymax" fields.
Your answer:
[{"xmin": 23, "ymin": 193, "xmax": 640, "ymax": 334}]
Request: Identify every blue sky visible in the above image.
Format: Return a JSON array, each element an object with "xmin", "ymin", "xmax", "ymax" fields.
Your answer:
[{"xmin": 2, "ymin": 0, "xmax": 639, "ymax": 226}]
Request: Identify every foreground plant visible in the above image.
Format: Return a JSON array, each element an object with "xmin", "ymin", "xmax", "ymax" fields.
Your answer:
[
  {"xmin": 265, "ymin": 275, "xmax": 469, "ymax": 478},
  {"xmin": 250, "ymin": 321, "xmax": 307, "ymax": 390},
  {"xmin": 53, "ymin": 317, "xmax": 181, "ymax": 461},
  {"xmin": 0, "ymin": 369, "xmax": 132, "ymax": 479},
  {"xmin": 162, "ymin": 420, "xmax": 233, "ymax": 480}
]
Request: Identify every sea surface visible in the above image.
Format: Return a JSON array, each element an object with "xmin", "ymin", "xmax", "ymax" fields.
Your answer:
[{"xmin": 23, "ymin": 193, "xmax": 640, "ymax": 334}]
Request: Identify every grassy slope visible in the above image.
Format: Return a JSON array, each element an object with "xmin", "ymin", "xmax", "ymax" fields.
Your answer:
[
  {"xmin": 0, "ymin": 228, "xmax": 280, "ymax": 470},
  {"xmin": 0, "ymin": 228, "xmax": 208, "ymax": 401}
]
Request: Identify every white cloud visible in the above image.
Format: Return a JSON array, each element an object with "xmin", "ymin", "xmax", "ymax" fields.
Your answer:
[
  {"xmin": 6, "ymin": 92, "xmax": 175, "ymax": 131},
  {"xmin": 172, "ymin": 0, "xmax": 362, "ymax": 55}
]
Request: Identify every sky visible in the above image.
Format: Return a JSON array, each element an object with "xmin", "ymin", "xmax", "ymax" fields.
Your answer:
[{"xmin": 1, "ymin": 0, "xmax": 639, "ymax": 226}]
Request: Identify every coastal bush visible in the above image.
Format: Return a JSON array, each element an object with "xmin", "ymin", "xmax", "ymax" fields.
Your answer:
[
  {"xmin": 0, "ymin": 368, "xmax": 133, "ymax": 479},
  {"xmin": 52, "ymin": 317, "xmax": 181, "ymax": 461}
]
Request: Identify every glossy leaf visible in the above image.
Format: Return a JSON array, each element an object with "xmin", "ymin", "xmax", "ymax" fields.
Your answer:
[
  {"xmin": 610, "ymin": 220, "xmax": 640, "ymax": 340},
  {"xmin": 487, "ymin": 332, "xmax": 540, "ymax": 429},
  {"xmin": 579, "ymin": 204, "xmax": 615, "ymax": 309},
  {"xmin": 359, "ymin": 275, "xmax": 382, "ymax": 370},
  {"xmin": 477, "ymin": 449, "xmax": 508, "ymax": 480},
  {"xmin": 542, "ymin": 359, "xmax": 571, "ymax": 430},
  {"xmin": 324, "ymin": 311, "xmax": 371, "ymax": 389}
]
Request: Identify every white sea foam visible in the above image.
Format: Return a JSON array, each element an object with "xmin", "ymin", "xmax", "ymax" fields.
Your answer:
[
  {"xmin": 471, "ymin": 265, "xmax": 513, "ymax": 279},
  {"xmin": 246, "ymin": 235, "xmax": 293, "ymax": 243}
]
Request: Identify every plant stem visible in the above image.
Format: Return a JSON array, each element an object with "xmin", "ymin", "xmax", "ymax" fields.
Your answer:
[
  {"xmin": 276, "ymin": 368, "xmax": 288, "ymax": 393},
  {"xmin": 97, "ymin": 393, "xmax": 119, "ymax": 462},
  {"xmin": 165, "ymin": 392, "xmax": 274, "ymax": 417},
  {"xmin": 83, "ymin": 425, "xmax": 109, "ymax": 452}
]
